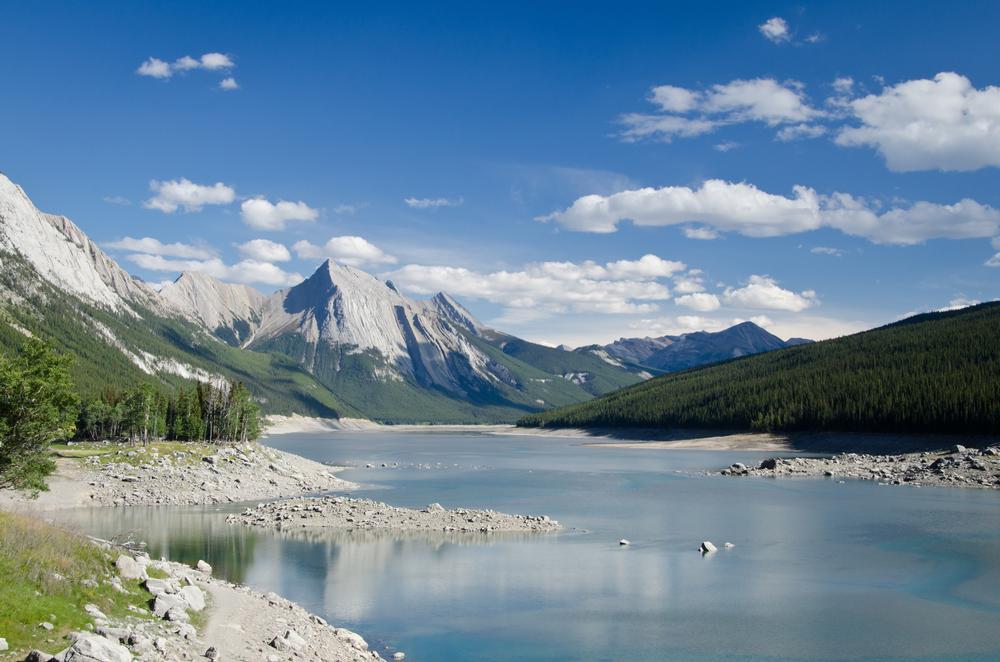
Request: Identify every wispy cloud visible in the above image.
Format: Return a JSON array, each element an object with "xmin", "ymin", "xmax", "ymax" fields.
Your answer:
[{"xmin": 404, "ymin": 196, "xmax": 463, "ymax": 209}]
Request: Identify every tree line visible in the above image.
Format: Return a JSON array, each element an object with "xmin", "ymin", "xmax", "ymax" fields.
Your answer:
[
  {"xmin": 1, "ymin": 337, "xmax": 264, "ymax": 492},
  {"xmin": 520, "ymin": 302, "xmax": 1000, "ymax": 436},
  {"xmin": 77, "ymin": 380, "xmax": 262, "ymax": 444}
]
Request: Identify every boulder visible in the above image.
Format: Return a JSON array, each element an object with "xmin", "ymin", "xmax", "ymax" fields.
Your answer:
[
  {"xmin": 333, "ymin": 628, "xmax": 369, "ymax": 651},
  {"xmin": 204, "ymin": 647, "xmax": 220, "ymax": 660},
  {"xmin": 393, "ymin": 653, "xmax": 406, "ymax": 661},
  {"xmin": 759, "ymin": 458, "xmax": 778, "ymax": 470},
  {"xmin": 196, "ymin": 560, "xmax": 213, "ymax": 575},
  {"xmin": 283, "ymin": 629, "xmax": 306, "ymax": 649},
  {"xmin": 25, "ymin": 651, "xmax": 53, "ymax": 662},
  {"xmin": 699, "ymin": 541, "xmax": 717, "ymax": 554},
  {"xmin": 165, "ymin": 605, "xmax": 190, "ymax": 622},
  {"xmin": 424, "ymin": 503, "xmax": 445, "ymax": 513},
  {"xmin": 152, "ymin": 593, "xmax": 185, "ymax": 618},
  {"xmin": 179, "ymin": 586, "xmax": 206, "ymax": 612},
  {"xmin": 115, "ymin": 555, "xmax": 146, "ymax": 581},
  {"xmin": 953, "ymin": 444, "xmax": 968, "ymax": 453},
  {"xmin": 723, "ymin": 542, "xmax": 735, "ymax": 549},
  {"xmin": 730, "ymin": 463, "xmax": 747, "ymax": 472},
  {"xmin": 0, "ymin": 638, "xmax": 7, "ymax": 652},
  {"xmin": 143, "ymin": 578, "xmax": 170, "ymax": 596},
  {"xmin": 61, "ymin": 634, "xmax": 132, "ymax": 662},
  {"xmin": 618, "ymin": 539, "xmax": 631, "ymax": 546},
  {"xmin": 84, "ymin": 604, "xmax": 108, "ymax": 621}
]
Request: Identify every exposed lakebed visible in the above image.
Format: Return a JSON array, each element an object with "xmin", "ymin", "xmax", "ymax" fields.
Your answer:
[{"xmin": 48, "ymin": 431, "xmax": 1000, "ymax": 661}]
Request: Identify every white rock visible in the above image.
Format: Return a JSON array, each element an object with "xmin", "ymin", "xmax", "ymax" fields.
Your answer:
[
  {"xmin": 115, "ymin": 555, "xmax": 146, "ymax": 580},
  {"xmin": 424, "ymin": 503, "xmax": 445, "ymax": 513},
  {"xmin": 618, "ymin": 539, "xmax": 631, "ymax": 546},
  {"xmin": 153, "ymin": 593, "xmax": 186, "ymax": 619},
  {"xmin": 723, "ymin": 542, "xmax": 735, "ymax": 549},
  {"xmin": 83, "ymin": 604, "xmax": 108, "ymax": 621},
  {"xmin": 0, "ymin": 638, "xmax": 7, "ymax": 652},
  {"xmin": 393, "ymin": 652, "xmax": 406, "ymax": 660},
  {"xmin": 333, "ymin": 628, "xmax": 369, "ymax": 651},
  {"xmin": 699, "ymin": 541, "xmax": 717, "ymax": 553},
  {"xmin": 61, "ymin": 634, "xmax": 132, "ymax": 662},
  {"xmin": 179, "ymin": 586, "xmax": 206, "ymax": 612},
  {"xmin": 196, "ymin": 560, "xmax": 213, "ymax": 575}
]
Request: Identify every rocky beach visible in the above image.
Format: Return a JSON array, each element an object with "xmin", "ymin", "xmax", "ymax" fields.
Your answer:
[
  {"xmin": 225, "ymin": 495, "xmax": 562, "ymax": 534},
  {"xmin": 722, "ymin": 444, "xmax": 1000, "ymax": 489}
]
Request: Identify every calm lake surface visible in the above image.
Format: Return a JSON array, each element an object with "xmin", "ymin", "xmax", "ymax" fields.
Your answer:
[{"xmin": 52, "ymin": 431, "xmax": 1000, "ymax": 661}]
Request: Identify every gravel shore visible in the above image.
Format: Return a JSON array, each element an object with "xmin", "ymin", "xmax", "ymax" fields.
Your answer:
[
  {"xmin": 12, "ymin": 544, "xmax": 386, "ymax": 662},
  {"xmin": 226, "ymin": 495, "xmax": 562, "ymax": 534},
  {"xmin": 86, "ymin": 444, "xmax": 357, "ymax": 507},
  {"xmin": 722, "ymin": 444, "xmax": 1000, "ymax": 489}
]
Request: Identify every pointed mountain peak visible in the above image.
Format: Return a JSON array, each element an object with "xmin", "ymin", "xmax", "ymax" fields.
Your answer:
[{"xmin": 429, "ymin": 291, "xmax": 487, "ymax": 336}]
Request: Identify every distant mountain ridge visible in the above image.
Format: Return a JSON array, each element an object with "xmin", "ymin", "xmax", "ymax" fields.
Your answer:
[
  {"xmin": 577, "ymin": 321, "xmax": 811, "ymax": 374},
  {"xmin": 0, "ymin": 172, "xmax": 645, "ymax": 423},
  {"xmin": 520, "ymin": 302, "xmax": 1000, "ymax": 436}
]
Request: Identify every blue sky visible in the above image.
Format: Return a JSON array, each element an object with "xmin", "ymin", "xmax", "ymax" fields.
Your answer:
[{"xmin": 2, "ymin": 1, "xmax": 999, "ymax": 345}]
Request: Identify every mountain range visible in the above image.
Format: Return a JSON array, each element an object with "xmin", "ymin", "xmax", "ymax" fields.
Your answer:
[
  {"xmin": 577, "ymin": 323, "xmax": 811, "ymax": 373},
  {"xmin": 0, "ymin": 172, "xmax": 810, "ymax": 423}
]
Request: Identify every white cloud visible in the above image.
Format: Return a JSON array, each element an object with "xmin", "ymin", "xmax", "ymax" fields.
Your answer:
[
  {"xmin": 672, "ymin": 273, "xmax": 706, "ymax": 294},
  {"xmin": 237, "ymin": 239, "xmax": 291, "ymax": 262},
  {"xmin": 198, "ymin": 53, "xmax": 234, "ymax": 70},
  {"xmin": 144, "ymin": 178, "xmax": 235, "ymax": 213},
  {"xmin": 776, "ymin": 123, "xmax": 827, "ymax": 141},
  {"xmin": 542, "ymin": 179, "xmax": 1000, "ymax": 245},
  {"xmin": 136, "ymin": 57, "xmax": 172, "ymax": 78},
  {"xmin": 650, "ymin": 85, "xmax": 701, "ymax": 112},
  {"xmin": 128, "ymin": 254, "xmax": 301, "ymax": 287},
  {"xmin": 240, "ymin": 198, "xmax": 319, "ymax": 230},
  {"xmin": 759, "ymin": 17, "xmax": 790, "ymax": 43},
  {"xmin": 103, "ymin": 195, "xmax": 131, "ymax": 206},
  {"xmin": 675, "ymin": 292, "xmax": 721, "ymax": 312},
  {"xmin": 137, "ymin": 52, "xmax": 234, "ymax": 80},
  {"xmin": 539, "ymin": 179, "xmax": 821, "ymax": 235},
  {"xmin": 219, "ymin": 77, "xmax": 239, "ymax": 90},
  {"xmin": 833, "ymin": 77, "xmax": 855, "ymax": 94},
  {"xmin": 714, "ymin": 141, "xmax": 740, "ymax": 152},
  {"xmin": 836, "ymin": 72, "xmax": 1000, "ymax": 172},
  {"xmin": 823, "ymin": 194, "xmax": 1000, "ymax": 245},
  {"xmin": 388, "ymin": 255, "xmax": 682, "ymax": 317},
  {"xmin": 810, "ymin": 246, "xmax": 844, "ymax": 257},
  {"xmin": 723, "ymin": 275, "xmax": 818, "ymax": 311},
  {"xmin": 987, "ymin": 253, "xmax": 1000, "ymax": 267},
  {"xmin": 683, "ymin": 226, "xmax": 721, "ymax": 240},
  {"xmin": 404, "ymin": 196, "xmax": 463, "ymax": 208},
  {"xmin": 293, "ymin": 236, "xmax": 397, "ymax": 267},
  {"xmin": 942, "ymin": 296, "xmax": 981, "ymax": 310},
  {"xmin": 105, "ymin": 236, "xmax": 214, "ymax": 259},
  {"xmin": 620, "ymin": 78, "xmax": 820, "ymax": 142}
]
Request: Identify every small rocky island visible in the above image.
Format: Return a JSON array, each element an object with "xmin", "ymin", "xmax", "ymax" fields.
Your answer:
[
  {"xmin": 226, "ymin": 495, "xmax": 562, "ymax": 534},
  {"xmin": 722, "ymin": 445, "xmax": 1000, "ymax": 489}
]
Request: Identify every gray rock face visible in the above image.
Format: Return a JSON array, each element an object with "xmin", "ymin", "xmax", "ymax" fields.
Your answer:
[
  {"xmin": 700, "ymin": 541, "xmax": 717, "ymax": 553},
  {"xmin": 61, "ymin": 634, "xmax": 133, "ymax": 662},
  {"xmin": 153, "ymin": 593, "xmax": 186, "ymax": 619},
  {"xmin": 179, "ymin": 586, "xmax": 206, "ymax": 612}
]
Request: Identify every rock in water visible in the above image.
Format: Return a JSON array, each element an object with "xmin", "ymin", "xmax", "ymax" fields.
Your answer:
[
  {"xmin": 700, "ymin": 541, "xmax": 717, "ymax": 553},
  {"xmin": 393, "ymin": 653, "xmax": 406, "ymax": 660},
  {"xmin": 723, "ymin": 542, "xmax": 735, "ymax": 549},
  {"xmin": 61, "ymin": 634, "xmax": 132, "ymax": 662},
  {"xmin": 619, "ymin": 539, "xmax": 631, "ymax": 546}
]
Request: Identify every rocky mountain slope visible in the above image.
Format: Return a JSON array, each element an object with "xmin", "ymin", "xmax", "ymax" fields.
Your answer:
[
  {"xmin": 578, "ymin": 321, "xmax": 811, "ymax": 373},
  {"xmin": 0, "ymin": 173, "xmax": 642, "ymax": 423}
]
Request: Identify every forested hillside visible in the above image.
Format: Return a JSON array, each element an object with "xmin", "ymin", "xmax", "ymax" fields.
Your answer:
[{"xmin": 519, "ymin": 302, "xmax": 1000, "ymax": 435}]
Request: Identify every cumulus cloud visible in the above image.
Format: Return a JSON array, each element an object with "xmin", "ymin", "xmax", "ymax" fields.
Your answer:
[
  {"xmin": 293, "ymin": 236, "xmax": 397, "ymax": 267},
  {"xmin": 144, "ymin": 178, "xmax": 235, "ymax": 213},
  {"xmin": 675, "ymin": 292, "xmax": 721, "ymax": 312},
  {"xmin": 836, "ymin": 72, "xmax": 1000, "ymax": 172},
  {"xmin": 810, "ymin": 246, "xmax": 844, "ymax": 257},
  {"xmin": 136, "ymin": 52, "xmax": 235, "ymax": 79},
  {"xmin": 621, "ymin": 78, "xmax": 820, "ymax": 142},
  {"xmin": 538, "ymin": 180, "xmax": 821, "ymax": 235},
  {"xmin": 240, "ymin": 198, "xmax": 319, "ymax": 230},
  {"xmin": 237, "ymin": 239, "xmax": 291, "ymax": 262},
  {"xmin": 683, "ymin": 226, "xmax": 721, "ymax": 240},
  {"xmin": 127, "ymin": 254, "xmax": 301, "ymax": 287},
  {"xmin": 105, "ymin": 236, "xmax": 214, "ymax": 259},
  {"xmin": 723, "ymin": 275, "xmax": 817, "ymax": 311},
  {"xmin": 759, "ymin": 17, "xmax": 790, "ymax": 43},
  {"xmin": 672, "ymin": 272, "xmax": 706, "ymax": 294},
  {"xmin": 219, "ymin": 77, "xmax": 239, "ymax": 90},
  {"xmin": 404, "ymin": 196, "xmax": 464, "ymax": 208},
  {"xmin": 541, "ymin": 179, "xmax": 1000, "ymax": 245},
  {"xmin": 387, "ymin": 255, "xmax": 683, "ymax": 316}
]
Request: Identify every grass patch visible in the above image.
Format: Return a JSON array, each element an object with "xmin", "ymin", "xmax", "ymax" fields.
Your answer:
[
  {"xmin": 51, "ymin": 441, "xmax": 218, "ymax": 467},
  {"xmin": 0, "ymin": 511, "xmax": 153, "ymax": 660}
]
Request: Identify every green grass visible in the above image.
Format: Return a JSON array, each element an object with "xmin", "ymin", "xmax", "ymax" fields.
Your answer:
[
  {"xmin": 51, "ymin": 441, "xmax": 218, "ymax": 467},
  {"xmin": 0, "ymin": 511, "xmax": 153, "ymax": 660}
]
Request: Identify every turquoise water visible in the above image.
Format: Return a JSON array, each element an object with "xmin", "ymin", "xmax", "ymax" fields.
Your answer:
[{"xmin": 54, "ymin": 432, "xmax": 1000, "ymax": 661}]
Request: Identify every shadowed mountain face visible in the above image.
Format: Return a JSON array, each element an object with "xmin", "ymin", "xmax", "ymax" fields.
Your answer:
[
  {"xmin": 0, "ymin": 173, "xmax": 645, "ymax": 423},
  {"xmin": 578, "ymin": 321, "xmax": 811, "ymax": 374}
]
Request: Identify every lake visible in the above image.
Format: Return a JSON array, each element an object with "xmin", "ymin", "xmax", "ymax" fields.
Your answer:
[{"xmin": 52, "ymin": 431, "xmax": 1000, "ymax": 661}]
